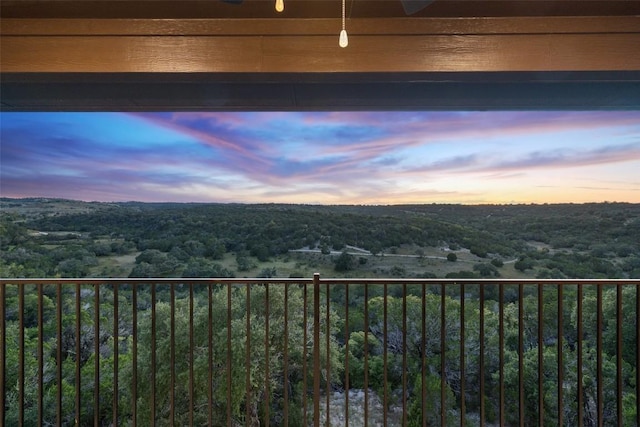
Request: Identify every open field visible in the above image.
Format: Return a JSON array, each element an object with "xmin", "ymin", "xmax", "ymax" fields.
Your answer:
[{"xmin": 33, "ymin": 240, "xmax": 534, "ymax": 280}]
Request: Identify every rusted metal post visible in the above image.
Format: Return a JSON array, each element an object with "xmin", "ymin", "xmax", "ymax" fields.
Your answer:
[
  {"xmin": 170, "ymin": 284, "xmax": 176, "ymax": 425},
  {"xmin": 94, "ymin": 284, "xmax": 100, "ymax": 427},
  {"xmin": 0, "ymin": 283, "xmax": 5, "ymax": 426},
  {"xmin": 150, "ymin": 283, "xmax": 156, "ymax": 426},
  {"xmin": 313, "ymin": 273, "xmax": 321, "ymax": 427},
  {"xmin": 615, "ymin": 285, "xmax": 622, "ymax": 425},
  {"xmin": 38, "ymin": 284, "xmax": 44, "ymax": 425},
  {"xmin": 577, "ymin": 284, "xmax": 584, "ymax": 427},
  {"xmin": 325, "ymin": 281, "xmax": 331, "ymax": 426},
  {"xmin": 537, "ymin": 284, "xmax": 544, "ymax": 427},
  {"xmin": 364, "ymin": 284, "xmax": 369, "ymax": 427},
  {"xmin": 113, "ymin": 283, "xmax": 119, "ymax": 426},
  {"xmin": 284, "ymin": 283, "xmax": 289, "ymax": 426},
  {"xmin": 131, "ymin": 283, "xmax": 138, "ymax": 424},
  {"xmin": 479, "ymin": 285, "xmax": 485, "ymax": 427},
  {"xmin": 227, "ymin": 283, "xmax": 232, "ymax": 426},
  {"xmin": 558, "ymin": 284, "xmax": 564, "ymax": 427},
  {"xmin": 75, "ymin": 283, "xmax": 81, "ymax": 425},
  {"xmin": 518, "ymin": 283, "xmax": 524, "ymax": 427},
  {"xmin": 499, "ymin": 283, "xmax": 504, "ymax": 427},
  {"xmin": 460, "ymin": 283, "xmax": 466, "ymax": 427},
  {"xmin": 344, "ymin": 283, "xmax": 350, "ymax": 427},
  {"xmin": 440, "ymin": 283, "xmax": 445, "ymax": 427},
  {"xmin": 596, "ymin": 285, "xmax": 603, "ymax": 427},
  {"xmin": 18, "ymin": 283, "xmax": 25, "ymax": 426},
  {"xmin": 303, "ymin": 283, "xmax": 308, "ymax": 425}
]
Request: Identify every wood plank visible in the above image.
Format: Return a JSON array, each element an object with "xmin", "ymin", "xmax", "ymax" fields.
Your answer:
[
  {"xmin": 3, "ymin": 16, "xmax": 639, "ymax": 36},
  {"xmin": 3, "ymin": 34, "xmax": 639, "ymax": 73},
  {"xmin": 263, "ymin": 34, "xmax": 640, "ymax": 72}
]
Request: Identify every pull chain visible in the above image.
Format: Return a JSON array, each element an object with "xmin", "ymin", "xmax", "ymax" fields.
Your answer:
[{"xmin": 339, "ymin": 0, "xmax": 348, "ymax": 47}]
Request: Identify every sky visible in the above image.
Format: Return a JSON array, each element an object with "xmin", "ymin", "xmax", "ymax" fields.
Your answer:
[{"xmin": 1, "ymin": 111, "xmax": 639, "ymax": 205}]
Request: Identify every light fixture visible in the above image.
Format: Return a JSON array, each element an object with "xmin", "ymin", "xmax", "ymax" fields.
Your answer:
[
  {"xmin": 274, "ymin": 0, "xmax": 347, "ymax": 47},
  {"xmin": 339, "ymin": 0, "xmax": 348, "ymax": 47}
]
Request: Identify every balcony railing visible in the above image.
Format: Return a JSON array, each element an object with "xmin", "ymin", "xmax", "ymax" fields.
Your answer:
[{"xmin": 1, "ymin": 276, "xmax": 639, "ymax": 426}]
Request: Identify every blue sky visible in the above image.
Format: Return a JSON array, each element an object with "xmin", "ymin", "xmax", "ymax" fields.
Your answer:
[{"xmin": 1, "ymin": 111, "xmax": 639, "ymax": 204}]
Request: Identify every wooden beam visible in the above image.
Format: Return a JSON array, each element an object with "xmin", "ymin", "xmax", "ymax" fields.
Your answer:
[
  {"xmin": 3, "ymin": 33, "xmax": 639, "ymax": 73},
  {"xmin": 3, "ymin": 16, "xmax": 639, "ymax": 36},
  {"xmin": 3, "ymin": 14, "xmax": 639, "ymax": 74}
]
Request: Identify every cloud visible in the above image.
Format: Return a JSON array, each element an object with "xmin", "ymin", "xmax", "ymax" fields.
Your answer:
[
  {"xmin": 407, "ymin": 154, "xmax": 480, "ymax": 173},
  {"xmin": 2, "ymin": 111, "xmax": 639, "ymax": 204},
  {"xmin": 126, "ymin": 111, "xmax": 640, "ymax": 189},
  {"xmin": 486, "ymin": 143, "xmax": 640, "ymax": 172}
]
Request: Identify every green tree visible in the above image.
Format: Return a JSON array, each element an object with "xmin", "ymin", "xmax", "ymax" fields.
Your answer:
[
  {"xmin": 334, "ymin": 251, "xmax": 355, "ymax": 272},
  {"xmin": 129, "ymin": 284, "xmax": 343, "ymax": 425},
  {"xmin": 515, "ymin": 257, "xmax": 535, "ymax": 272},
  {"xmin": 182, "ymin": 258, "xmax": 234, "ymax": 278},
  {"xmin": 473, "ymin": 263, "xmax": 500, "ymax": 277}
]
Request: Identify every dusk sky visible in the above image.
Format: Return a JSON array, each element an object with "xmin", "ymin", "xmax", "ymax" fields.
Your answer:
[{"xmin": 1, "ymin": 111, "xmax": 639, "ymax": 205}]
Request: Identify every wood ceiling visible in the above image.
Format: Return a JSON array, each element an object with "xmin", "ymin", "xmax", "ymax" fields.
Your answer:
[{"xmin": 1, "ymin": 0, "xmax": 639, "ymax": 111}]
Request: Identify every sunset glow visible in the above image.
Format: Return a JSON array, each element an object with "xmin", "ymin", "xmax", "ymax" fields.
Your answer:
[{"xmin": 1, "ymin": 111, "xmax": 639, "ymax": 204}]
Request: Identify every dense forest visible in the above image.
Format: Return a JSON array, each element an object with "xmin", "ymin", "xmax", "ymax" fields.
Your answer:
[{"xmin": 1, "ymin": 198, "xmax": 639, "ymax": 425}]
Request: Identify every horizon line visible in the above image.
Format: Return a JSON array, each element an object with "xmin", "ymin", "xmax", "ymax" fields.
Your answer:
[{"xmin": 2, "ymin": 196, "xmax": 637, "ymax": 208}]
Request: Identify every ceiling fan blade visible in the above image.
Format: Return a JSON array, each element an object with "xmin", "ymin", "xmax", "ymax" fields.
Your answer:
[{"xmin": 399, "ymin": 0, "xmax": 436, "ymax": 15}]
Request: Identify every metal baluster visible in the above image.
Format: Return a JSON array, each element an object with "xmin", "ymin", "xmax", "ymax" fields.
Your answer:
[
  {"xmin": 441, "ymin": 283, "xmax": 446, "ymax": 427},
  {"xmin": 94, "ymin": 283, "xmax": 100, "ymax": 427},
  {"xmin": 460, "ymin": 282, "xmax": 466, "ymax": 427},
  {"xmin": 313, "ymin": 273, "xmax": 320, "ymax": 427}
]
